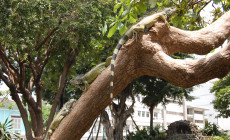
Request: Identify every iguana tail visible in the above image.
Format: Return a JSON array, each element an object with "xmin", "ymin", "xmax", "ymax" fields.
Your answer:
[{"xmin": 110, "ymin": 34, "xmax": 130, "ymax": 109}]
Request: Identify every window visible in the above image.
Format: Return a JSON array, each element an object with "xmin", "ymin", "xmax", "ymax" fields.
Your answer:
[
  {"xmin": 146, "ymin": 112, "xmax": 150, "ymax": 117},
  {"xmin": 187, "ymin": 109, "xmax": 192, "ymax": 115},
  {"xmin": 195, "ymin": 120, "xmax": 203, "ymax": 123},
  {"xmin": 138, "ymin": 111, "xmax": 141, "ymax": 117},
  {"xmin": 154, "ymin": 112, "xmax": 158, "ymax": 119},
  {"xmin": 11, "ymin": 115, "xmax": 21, "ymax": 130},
  {"xmin": 194, "ymin": 110, "xmax": 203, "ymax": 114},
  {"xmin": 142, "ymin": 111, "xmax": 145, "ymax": 117}
]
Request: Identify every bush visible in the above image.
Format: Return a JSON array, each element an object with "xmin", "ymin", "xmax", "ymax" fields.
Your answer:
[
  {"xmin": 127, "ymin": 125, "xmax": 166, "ymax": 140},
  {"xmin": 210, "ymin": 136, "xmax": 230, "ymax": 140},
  {"xmin": 201, "ymin": 121, "xmax": 226, "ymax": 137}
]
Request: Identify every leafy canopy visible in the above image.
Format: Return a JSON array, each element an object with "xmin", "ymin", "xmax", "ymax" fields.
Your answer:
[{"xmin": 211, "ymin": 73, "xmax": 230, "ymax": 118}]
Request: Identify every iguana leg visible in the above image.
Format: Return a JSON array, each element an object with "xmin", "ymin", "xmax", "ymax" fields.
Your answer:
[
  {"xmin": 105, "ymin": 56, "xmax": 112, "ymax": 67},
  {"xmin": 84, "ymin": 81, "xmax": 89, "ymax": 91},
  {"xmin": 132, "ymin": 30, "xmax": 138, "ymax": 40},
  {"xmin": 158, "ymin": 14, "xmax": 170, "ymax": 28}
]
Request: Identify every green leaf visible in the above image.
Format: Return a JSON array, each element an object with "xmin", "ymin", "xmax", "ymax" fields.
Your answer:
[
  {"xmin": 213, "ymin": 0, "xmax": 222, "ymax": 4},
  {"xmin": 129, "ymin": 12, "xmax": 137, "ymax": 23},
  {"xmin": 102, "ymin": 22, "xmax": 107, "ymax": 36},
  {"xmin": 119, "ymin": 5, "xmax": 124, "ymax": 17},
  {"xmin": 117, "ymin": 22, "xmax": 124, "ymax": 30},
  {"xmin": 114, "ymin": 3, "xmax": 122, "ymax": 13},
  {"xmin": 148, "ymin": 0, "xmax": 156, "ymax": 8},
  {"xmin": 119, "ymin": 25, "xmax": 127, "ymax": 35},
  {"xmin": 121, "ymin": 15, "xmax": 128, "ymax": 21},
  {"xmin": 135, "ymin": 2, "xmax": 147, "ymax": 13},
  {"xmin": 156, "ymin": 2, "xmax": 163, "ymax": 7},
  {"xmin": 107, "ymin": 22, "xmax": 118, "ymax": 38},
  {"xmin": 121, "ymin": 6, "xmax": 131, "ymax": 18}
]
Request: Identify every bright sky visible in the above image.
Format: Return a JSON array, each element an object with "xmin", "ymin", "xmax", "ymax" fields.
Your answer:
[{"xmin": 0, "ymin": 83, "xmax": 8, "ymax": 91}]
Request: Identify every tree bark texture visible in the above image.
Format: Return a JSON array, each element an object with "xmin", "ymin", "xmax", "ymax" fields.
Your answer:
[{"xmin": 51, "ymin": 11, "xmax": 230, "ymax": 139}]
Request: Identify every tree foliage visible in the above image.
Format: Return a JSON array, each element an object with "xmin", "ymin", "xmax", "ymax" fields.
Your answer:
[
  {"xmin": 201, "ymin": 121, "xmax": 228, "ymax": 137},
  {"xmin": 0, "ymin": 0, "xmax": 116, "ymax": 139},
  {"xmin": 134, "ymin": 76, "xmax": 194, "ymax": 105},
  {"xmin": 211, "ymin": 73, "xmax": 230, "ymax": 118},
  {"xmin": 0, "ymin": 118, "xmax": 20, "ymax": 140},
  {"xmin": 127, "ymin": 125, "xmax": 166, "ymax": 140}
]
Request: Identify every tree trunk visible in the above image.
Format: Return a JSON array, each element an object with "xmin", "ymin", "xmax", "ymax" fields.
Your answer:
[
  {"xmin": 130, "ymin": 115, "xmax": 140, "ymax": 133},
  {"xmin": 101, "ymin": 110, "xmax": 114, "ymax": 140},
  {"xmin": 34, "ymin": 84, "xmax": 44, "ymax": 139},
  {"xmin": 9, "ymin": 88, "xmax": 34, "ymax": 140},
  {"xmin": 149, "ymin": 105, "xmax": 154, "ymax": 131},
  {"xmin": 100, "ymin": 85, "xmax": 135, "ymax": 140},
  {"xmin": 51, "ymin": 11, "xmax": 230, "ymax": 139}
]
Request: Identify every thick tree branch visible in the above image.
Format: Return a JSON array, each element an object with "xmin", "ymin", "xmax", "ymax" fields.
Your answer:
[
  {"xmin": 140, "ymin": 44, "xmax": 230, "ymax": 88},
  {"xmin": 35, "ymin": 27, "xmax": 59, "ymax": 51},
  {"xmin": 51, "ymin": 10, "xmax": 230, "ymax": 139},
  {"xmin": 9, "ymin": 87, "xmax": 34, "ymax": 140},
  {"xmin": 0, "ymin": 49, "xmax": 37, "ymax": 111},
  {"xmin": 0, "ymin": 47, "xmax": 20, "ymax": 85},
  {"xmin": 0, "ymin": 47, "xmax": 19, "ymax": 75},
  {"xmin": 0, "ymin": 71, "xmax": 11, "ymax": 87}
]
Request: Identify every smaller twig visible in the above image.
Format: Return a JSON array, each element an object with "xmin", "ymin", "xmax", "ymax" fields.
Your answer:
[
  {"xmin": 87, "ymin": 117, "xmax": 99, "ymax": 140},
  {"xmin": 95, "ymin": 114, "xmax": 102, "ymax": 140}
]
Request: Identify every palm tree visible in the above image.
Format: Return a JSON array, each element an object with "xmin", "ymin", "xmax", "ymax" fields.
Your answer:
[{"xmin": 0, "ymin": 117, "xmax": 20, "ymax": 140}]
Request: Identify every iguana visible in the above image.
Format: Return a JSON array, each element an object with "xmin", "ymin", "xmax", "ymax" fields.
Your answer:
[
  {"xmin": 70, "ymin": 56, "xmax": 112, "ymax": 91},
  {"xmin": 45, "ymin": 99, "xmax": 76, "ymax": 140},
  {"xmin": 110, "ymin": 8, "xmax": 176, "ymax": 108}
]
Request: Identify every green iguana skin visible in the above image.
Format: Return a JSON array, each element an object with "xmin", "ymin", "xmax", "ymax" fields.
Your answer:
[
  {"xmin": 45, "ymin": 99, "xmax": 76, "ymax": 140},
  {"xmin": 70, "ymin": 56, "xmax": 112, "ymax": 91},
  {"xmin": 110, "ymin": 8, "xmax": 176, "ymax": 108}
]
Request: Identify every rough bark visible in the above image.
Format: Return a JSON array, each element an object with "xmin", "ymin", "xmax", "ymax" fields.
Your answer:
[{"xmin": 51, "ymin": 11, "xmax": 230, "ymax": 139}]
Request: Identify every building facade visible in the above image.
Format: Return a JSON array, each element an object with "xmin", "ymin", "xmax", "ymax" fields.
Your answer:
[
  {"xmin": 0, "ymin": 98, "xmax": 27, "ymax": 140},
  {"xmin": 81, "ymin": 96, "xmax": 208, "ymax": 140}
]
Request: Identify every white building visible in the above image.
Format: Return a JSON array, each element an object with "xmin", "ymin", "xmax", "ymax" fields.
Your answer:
[{"xmin": 81, "ymin": 96, "xmax": 208, "ymax": 140}]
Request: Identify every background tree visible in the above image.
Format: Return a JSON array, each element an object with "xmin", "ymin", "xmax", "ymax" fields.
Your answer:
[
  {"xmin": 134, "ymin": 75, "xmax": 194, "ymax": 133},
  {"xmin": 210, "ymin": 73, "xmax": 230, "ymax": 118},
  {"xmin": 0, "ymin": 0, "xmax": 115, "ymax": 139}
]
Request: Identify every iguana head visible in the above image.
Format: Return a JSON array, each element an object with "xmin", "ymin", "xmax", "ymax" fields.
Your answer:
[
  {"xmin": 70, "ymin": 74, "xmax": 86, "ymax": 91},
  {"xmin": 65, "ymin": 99, "xmax": 76, "ymax": 109},
  {"xmin": 163, "ymin": 7, "xmax": 177, "ymax": 19}
]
